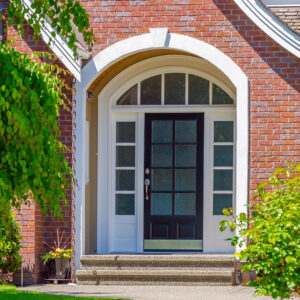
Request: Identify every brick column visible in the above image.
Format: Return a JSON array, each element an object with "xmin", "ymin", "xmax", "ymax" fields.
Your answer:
[{"xmin": 14, "ymin": 200, "xmax": 45, "ymax": 284}]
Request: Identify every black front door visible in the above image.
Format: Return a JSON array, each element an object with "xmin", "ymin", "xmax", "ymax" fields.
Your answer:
[{"xmin": 144, "ymin": 113, "xmax": 204, "ymax": 251}]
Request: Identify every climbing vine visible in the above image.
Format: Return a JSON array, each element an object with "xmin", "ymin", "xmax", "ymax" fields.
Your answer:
[{"xmin": 0, "ymin": 42, "xmax": 73, "ymax": 216}]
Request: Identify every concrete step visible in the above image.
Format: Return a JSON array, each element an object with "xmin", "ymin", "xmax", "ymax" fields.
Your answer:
[
  {"xmin": 77, "ymin": 254, "xmax": 236, "ymax": 286},
  {"xmin": 80, "ymin": 254, "xmax": 235, "ymax": 270},
  {"xmin": 76, "ymin": 269, "xmax": 234, "ymax": 286}
]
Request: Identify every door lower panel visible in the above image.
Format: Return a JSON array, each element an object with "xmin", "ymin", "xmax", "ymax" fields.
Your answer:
[{"xmin": 144, "ymin": 239, "xmax": 203, "ymax": 251}]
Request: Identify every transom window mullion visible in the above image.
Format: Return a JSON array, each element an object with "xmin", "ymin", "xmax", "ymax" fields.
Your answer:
[
  {"xmin": 137, "ymin": 82, "xmax": 141, "ymax": 105},
  {"xmin": 161, "ymin": 73, "xmax": 165, "ymax": 105},
  {"xmin": 185, "ymin": 73, "xmax": 188, "ymax": 105},
  {"xmin": 209, "ymin": 81, "xmax": 213, "ymax": 105}
]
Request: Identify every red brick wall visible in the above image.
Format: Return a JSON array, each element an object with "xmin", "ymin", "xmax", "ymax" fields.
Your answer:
[
  {"xmin": 1, "ymin": 0, "xmax": 299, "ymax": 283},
  {"xmin": 14, "ymin": 200, "xmax": 44, "ymax": 284}
]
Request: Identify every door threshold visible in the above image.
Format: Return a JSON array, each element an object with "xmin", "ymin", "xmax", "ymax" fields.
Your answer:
[{"xmin": 108, "ymin": 251, "xmax": 234, "ymax": 255}]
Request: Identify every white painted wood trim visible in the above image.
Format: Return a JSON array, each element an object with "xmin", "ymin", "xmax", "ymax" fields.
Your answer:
[
  {"xmin": 74, "ymin": 88, "xmax": 86, "ymax": 274},
  {"xmin": 85, "ymin": 121, "xmax": 90, "ymax": 184},
  {"xmin": 263, "ymin": 0, "xmax": 300, "ymax": 7},
  {"xmin": 74, "ymin": 32, "xmax": 249, "ymax": 273},
  {"xmin": 234, "ymin": 0, "xmax": 300, "ymax": 58},
  {"xmin": 136, "ymin": 113, "xmax": 145, "ymax": 253},
  {"xmin": 22, "ymin": 0, "xmax": 82, "ymax": 80}
]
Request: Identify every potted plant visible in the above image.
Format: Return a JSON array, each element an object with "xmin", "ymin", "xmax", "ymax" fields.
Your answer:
[{"xmin": 41, "ymin": 229, "xmax": 72, "ymax": 280}]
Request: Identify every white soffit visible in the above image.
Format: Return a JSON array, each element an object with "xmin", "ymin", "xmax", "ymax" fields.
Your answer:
[
  {"xmin": 234, "ymin": 0, "xmax": 300, "ymax": 58},
  {"xmin": 262, "ymin": 0, "xmax": 300, "ymax": 6},
  {"xmin": 22, "ymin": 0, "xmax": 82, "ymax": 80}
]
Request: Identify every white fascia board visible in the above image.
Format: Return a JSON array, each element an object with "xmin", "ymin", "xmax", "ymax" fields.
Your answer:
[
  {"xmin": 263, "ymin": 0, "xmax": 300, "ymax": 7},
  {"xmin": 22, "ymin": 0, "xmax": 82, "ymax": 81},
  {"xmin": 234, "ymin": 0, "xmax": 300, "ymax": 58}
]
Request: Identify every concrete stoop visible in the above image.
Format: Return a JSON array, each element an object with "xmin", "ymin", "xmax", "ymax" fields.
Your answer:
[{"xmin": 76, "ymin": 254, "xmax": 236, "ymax": 286}]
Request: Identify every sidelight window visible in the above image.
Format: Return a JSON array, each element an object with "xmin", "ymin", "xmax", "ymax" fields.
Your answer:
[
  {"xmin": 115, "ymin": 122, "xmax": 136, "ymax": 215},
  {"xmin": 213, "ymin": 121, "xmax": 234, "ymax": 215}
]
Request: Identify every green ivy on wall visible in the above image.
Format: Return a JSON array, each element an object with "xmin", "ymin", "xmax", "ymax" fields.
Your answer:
[{"xmin": 0, "ymin": 42, "xmax": 73, "ymax": 217}]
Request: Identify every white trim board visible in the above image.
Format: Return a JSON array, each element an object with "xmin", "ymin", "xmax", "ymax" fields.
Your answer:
[
  {"xmin": 74, "ymin": 31, "xmax": 249, "ymax": 274},
  {"xmin": 262, "ymin": 0, "xmax": 300, "ymax": 7},
  {"xmin": 21, "ymin": 0, "xmax": 82, "ymax": 80},
  {"xmin": 233, "ymin": 0, "xmax": 300, "ymax": 58}
]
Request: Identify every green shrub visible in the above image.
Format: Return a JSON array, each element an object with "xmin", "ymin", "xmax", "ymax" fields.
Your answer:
[
  {"xmin": 220, "ymin": 163, "xmax": 300, "ymax": 299},
  {"xmin": 0, "ymin": 211, "xmax": 22, "ymax": 274}
]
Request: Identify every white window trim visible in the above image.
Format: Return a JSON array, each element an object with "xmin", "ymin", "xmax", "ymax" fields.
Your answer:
[
  {"xmin": 204, "ymin": 112, "xmax": 236, "ymax": 252},
  {"xmin": 85, "ymin": 121, "xmax": 89, "ymax": 184},
  {"xmin": 74, "ymin": 33, "xmax": 249, "ymax": 273},
  {"xmin": 109, "ymin": 115, "xmax": 138, "ymax": 253}
]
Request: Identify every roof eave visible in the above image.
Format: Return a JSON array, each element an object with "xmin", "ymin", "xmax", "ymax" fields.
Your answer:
[{"xmin": 234, "ymin": 0, "xmax": 300, "ymax": 58}]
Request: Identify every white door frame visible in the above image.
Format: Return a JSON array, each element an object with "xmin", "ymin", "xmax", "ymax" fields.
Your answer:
[
  {"xmin": 74, "ymin": 31, "xmax": 249, "ymax": 272},
  {"xmin": 104, "ymin": 61, "xmax": 237, "ymax": 254}
]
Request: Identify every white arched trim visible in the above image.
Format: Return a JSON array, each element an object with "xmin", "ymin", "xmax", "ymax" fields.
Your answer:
[
  {"xmin": 234, "ymin": 0, "xmax": 300, "ymax": 58},
  {"xmin": 74, "ymin": 31, "xmax": 249, "ymax": 272}
]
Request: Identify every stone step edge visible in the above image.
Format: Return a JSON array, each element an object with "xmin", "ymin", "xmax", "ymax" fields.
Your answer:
[
  {"xmin": 80, "ymin": 265, "xmax": 235, "ymax": 270},
  {"xmin": 76, "ymin": 269, "xmax": 234, "ymax": 278},
  {"xmin": 80, "ymin": 254, "xmax": 235, "ymax": 263},
  {"xmin": 76, "ymin": 280, "xmax": 233, "ymax": 286}
]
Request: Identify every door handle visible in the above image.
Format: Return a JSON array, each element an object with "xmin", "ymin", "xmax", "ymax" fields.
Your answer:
[{"xmin": 144, "ymin": 178, "xmax": 150, "ymax": 200}]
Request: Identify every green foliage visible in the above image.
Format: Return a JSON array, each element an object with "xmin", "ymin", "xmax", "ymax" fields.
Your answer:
[
  {"xmin": 0, "ymin": 210, "xmax": 22, "ymax": 273},
  {"xmin": 6, "ymin": 0, "xmax": 94, "ymax": 56},
  {"xmin": 220, "ymin": 163, "xmax": 300, "ymax": 299},
  {"xmin": 0, "ymin": 42, "xmax": 73, "ymax": 216},
  {"xmin": 41, "ymin": 248, "xmax": 72, "ymax": 264}
]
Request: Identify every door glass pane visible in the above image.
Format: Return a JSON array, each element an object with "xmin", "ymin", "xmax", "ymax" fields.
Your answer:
[
  {"xmin": 214, "ymin": 121, "xmax": 233, "ymax": 142},
  {"xmin": 152, "ymin": 169, "xmax": 173, "ymax": 191},
  {"xmin": 214, "ymin": 170, "xmax": 233, "ymax": 191},
  {"xmin": 175, "ymin": 169, "xmax": 196, "ymax": 191},
  {"xmin": 214, "ymin": 145, "xmax": 233, "ymax": 167},
  {"xmin": 151, "ymin": 193, "xmax": 172, "ymax": 216},
  {"xmin": 188, "ymin": 74, "xmax": 209, "ymax": 105},
  {"xmin": 116, "ymin": 146, "xmax": 135, "ymax": 167},
  {"xmin": 116, "ymin": 170, "xmax": 135, "ymax": 191},
  {"xmin": 116, "ymin": 194, "xmax": 135, "ymax": 215},
  {"xmin": 152, "ymin": 145, "xmax": 173, "ymax": 167},
  {"xmin": 213, "ymin": 84, "xmax": 234, "ymax": 105},
  {"xmin": 175, "ymin": 145, "xmax": 196, "ymax": 167},
  {"xmin": 116, "ymin": 84, "xmax": 137, "ymax": 105},
  {"xmin": 165, "ymin": 73, "xmax": 185, "ymax": 105},
  {"xmin": 152, "ymin": 121, "xmax": 173, "ymax": 143},
  {"xmin": 141, "ymin": 75, "xmax": 161, "ymax": 105},
  {"xmin": 116, "ymin": 122, "xmax": 135, "ymax": 143},
  {"xmin": 213, "ymin": 194, "xmax": 232, "ymax": 215},
  {"xmin": 175, "ymin": 193, "xmax": 196, "ymax": 215},
  {"xmin": 175, "ymin": 121, "xmax": 196, "ymax": 143}
]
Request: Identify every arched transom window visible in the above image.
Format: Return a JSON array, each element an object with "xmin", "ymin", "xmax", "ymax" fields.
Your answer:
[{"xmin": 115, "ymin": 72, "xmax": 235, "ymax": 106}]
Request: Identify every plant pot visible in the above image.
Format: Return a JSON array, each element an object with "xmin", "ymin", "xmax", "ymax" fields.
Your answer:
[
  {"xmin": 54, "ymin": 258, "xmax": 70, "ymax": 279},
  {"xmin": 0, "ymin": 272, "xmax": 13, "ymax": 284}
]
